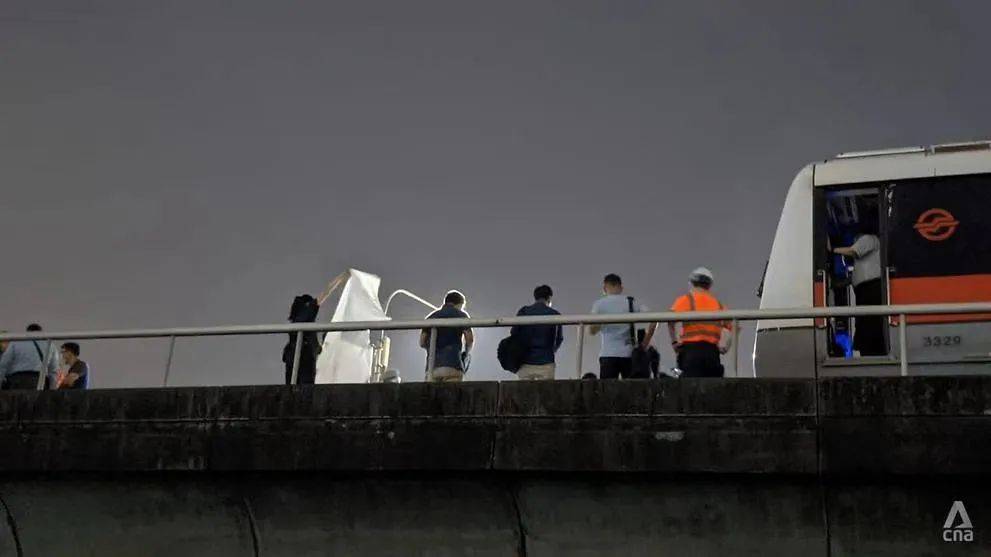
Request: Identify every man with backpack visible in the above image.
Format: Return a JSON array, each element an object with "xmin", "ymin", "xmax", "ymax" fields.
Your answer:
[
  {"xmin": 0, "ymin": 324, "xmax": 59, "ymax": 390},
  {"xmin": 589, "ymin": 274, "xmax": 657, "ymax": 379},
  {"xmin": 283, "ymin": 272, "xmax": 350, "ymax": 385},
  {"xmin": 509, "ymin": 285, "xmax": 564, "ymax": 380}
]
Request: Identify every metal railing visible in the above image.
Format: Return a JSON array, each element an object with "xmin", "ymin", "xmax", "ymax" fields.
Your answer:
[{"xmin": 2, "ymin": 302, "xmax": 990, "ymax": 389}]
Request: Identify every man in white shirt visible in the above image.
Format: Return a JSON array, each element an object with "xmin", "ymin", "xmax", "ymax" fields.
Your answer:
[
  {"xmin": 589, "ymin": 274, "xmax": 656, "ymax": 379},
  {"xmin": 833, "ymin": 233, "xmax": 884, "ymax": 355}
]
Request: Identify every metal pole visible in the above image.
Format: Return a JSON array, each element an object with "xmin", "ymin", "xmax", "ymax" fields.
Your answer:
[
  {"xmin": 290, "ymin": 330, "xmax": 303, "ymax": 385},
  {"xmin": 36, "ymin": 340, "xmax": 54, "ymax": 391},
  {"xmin": 899, "ymin": 314, "xmax": 908, "ymax": 377},
  {"xmin": 575, "ymin": 324, "xmax": 585, "ymax": 379},
  {"xmin": 377, "ymin": 335, "xmax": 391, "ymax": 383},
  {"xmin": 381, "ymin": 289, "xmax": 441, "ymax": 343},
  {"xmin": 425, "ymin": 327, "xmax": 437, "ymax": 382},
  {"xmin": 730, "ymin": 319, "xmax": 740, "ymax": 378},
  {"xmin": 162, "ymin": 335, "xmax": 176, "ymax": 387}
]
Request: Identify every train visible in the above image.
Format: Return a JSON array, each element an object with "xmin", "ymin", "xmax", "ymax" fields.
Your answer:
[{"xmin": 755, "ymin": 140, "xmax": 991, "ymax": 377}]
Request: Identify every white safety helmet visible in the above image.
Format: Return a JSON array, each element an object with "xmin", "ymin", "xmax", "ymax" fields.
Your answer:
[{"xmin": 689, "ymin": 267, "xmax": 715, "ymax": 286}]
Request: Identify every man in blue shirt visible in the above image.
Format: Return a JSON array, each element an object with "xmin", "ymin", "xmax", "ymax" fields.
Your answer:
[
  {"xmin": 0, "ymin": 324, "xmax": 59, "ymax": 390},
  {"xmin": 420, "ymin": 291, "xmax": 474, "ymax": 382},
  {"xmin": 511, "ymin": 285, "xmax": 564, "ymax": 380}
]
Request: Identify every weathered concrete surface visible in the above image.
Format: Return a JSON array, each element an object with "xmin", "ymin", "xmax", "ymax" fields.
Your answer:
[
  {"xmin": 0, "ymin": 475, "xmax": 987, "ymax": 557},
  {"xmin": 0, "ymin": 377, "xmax": 988, "ymax": 475},
  {"xmin": 244, "ymin": 477, "xmax": 520, "ymax": 557},
  {"xmin": 827, "ymin": 478, "xmax": 991, "ymax": 557},
  {"xmin": 0, "ymin": 379, "xmax": 819, "ymax": 473},
  {"xmin": 0, "ymin": 479, "xmax": 255, "ymax": 557},
  {"xmin": 820, "ymin": 376, "xmax": 991, "ymax": 476},
  {"xmin": 515, "ymin": 477, "xmax": 826, "ymax": 556},
  {"xmin": 0, "ymin": 377, "xmax": 987, "ymax": 556}
]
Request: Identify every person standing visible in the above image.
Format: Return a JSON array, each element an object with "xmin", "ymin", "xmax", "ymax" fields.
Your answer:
[
  {"xmin": 589, "ymin": 274, "xmax": 656, "ymax": 379},
  {"xmin": 283, "ymin": 272, "xmax": 350, "ymax": 385},
  {"xmin": 420, "ymin": 290, "xmax": 474, "ymax": 382},
  {"xmin": 0, "ymin": 324, "xmax": 59, "ymax": 390},
  {"xmin": 832, "ymin": 232, "xmax": 884, "ymax": 356},
  {"xmin": 57, "ymin": 342, "xmax": 90, "ymax": 390},
  {"xmin": 511, "ymin": 285, "xmax": 564, "ymax": 381},
  {"xmin": 669, "ymin": 268, "xmax": 732, "ymax": 378}
]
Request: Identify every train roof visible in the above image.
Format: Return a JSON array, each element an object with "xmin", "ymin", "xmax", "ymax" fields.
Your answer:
[{"xmin": 814, "ymin": 139, "xmax": 991, "ymax": 187}]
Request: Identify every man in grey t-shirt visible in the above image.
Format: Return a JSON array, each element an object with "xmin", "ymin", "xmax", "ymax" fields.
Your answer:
[
  {"xmin": 834, "ymin": 233, "xmax": 884, "ymax": 355},
  {"xmin": 0, "ymin": 324, "xmax": 59, "ymax": 389},
  {"xmin": 589, "ymin": 274, "xmax": 656, "ymax": 379}
]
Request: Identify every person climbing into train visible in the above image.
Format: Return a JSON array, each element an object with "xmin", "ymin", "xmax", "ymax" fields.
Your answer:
[
  {"xmin": 668, "ymin": 268, "xmax": 732, "ymax": 378},
  {"xmin": 832, "ymin": 226, "xmax": 884, "ymax": 356}
]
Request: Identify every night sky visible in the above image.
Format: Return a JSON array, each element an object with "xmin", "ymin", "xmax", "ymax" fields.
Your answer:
[{"xmin": 3, "ymin": 1, "xmax": 990, "ymax": 386}]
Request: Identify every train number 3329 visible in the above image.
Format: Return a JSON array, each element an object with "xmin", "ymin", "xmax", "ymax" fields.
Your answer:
[{"xmin": 922, "ymin": 336, "xmax": 962, "ymax": 347}]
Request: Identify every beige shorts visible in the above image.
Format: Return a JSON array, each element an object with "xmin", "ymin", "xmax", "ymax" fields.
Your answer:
[
  {"xmin": 518, "ymin": 363, "xmax": 555, "ymax": 381},
  {"xmin": 429, "ymin": 366, "xmax": 464, "ymax": 382}
]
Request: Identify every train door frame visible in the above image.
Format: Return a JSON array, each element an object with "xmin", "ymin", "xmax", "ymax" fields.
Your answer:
[{"xmin": 813, "ymin": 183, "xmax": 897, "ymax": 370}]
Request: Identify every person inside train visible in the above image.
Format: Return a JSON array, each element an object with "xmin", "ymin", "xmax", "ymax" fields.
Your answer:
[{"xmin": 832, "ymin": 224, "xmax": 885, "ymax": 356}]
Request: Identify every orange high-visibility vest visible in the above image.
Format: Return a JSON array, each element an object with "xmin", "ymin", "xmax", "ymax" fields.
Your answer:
[{"xmin": 670, "ymin": 290, "xmax": 731, "ymax": 345}]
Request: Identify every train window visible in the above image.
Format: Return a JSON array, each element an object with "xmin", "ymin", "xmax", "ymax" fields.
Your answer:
[{"xmin": 820, "ymin": 188, "xmax": 889, "ymax": 358}]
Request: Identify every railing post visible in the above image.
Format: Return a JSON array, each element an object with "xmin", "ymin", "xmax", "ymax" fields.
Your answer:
[
  {"xmin": 36, "ymin": 339, "xmax": 54, "ymax": 391},
  {"xmin": 899, "ymin": 313, "xmax": 908, "ymax": 377},
  {"xmin": 575, "ymin": 324, "xmax": 585, "ymax": 379},
  {"xmin": 425, "ymin": 327, "xmax": 437, "ymax": 381},
  {"xmin": 730, "ymin": 319, "xmax": 740, "ymax": 378},
  {"xmin": 162, "ymin": 335, "xmax": 176, "ymax": 387},
  {"xmin": 290, "ymin": 330, "xmax": 304, "ymax": 385}
]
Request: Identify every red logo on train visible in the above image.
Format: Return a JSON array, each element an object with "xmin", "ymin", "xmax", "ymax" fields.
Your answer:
[{"xmin": 913, "ymin": 208, "xmax": 959, "ymax": 241}]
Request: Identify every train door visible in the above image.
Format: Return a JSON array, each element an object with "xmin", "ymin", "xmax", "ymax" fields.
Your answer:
[
  {"xmin": 884, "ymin": 174, "xmax": 991, "ymax": 371},
  {"xmin": 814, "ymin": 186, "xmax": 894, "ymax": 374}
]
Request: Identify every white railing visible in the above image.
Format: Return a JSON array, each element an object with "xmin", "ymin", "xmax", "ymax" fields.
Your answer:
[{"xmin": 2, "ymin": 302, "xmax": 990, "ymax": 388}]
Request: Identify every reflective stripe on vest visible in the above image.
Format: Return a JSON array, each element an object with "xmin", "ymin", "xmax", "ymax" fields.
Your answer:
[{"xmin": 680, "ymin": 291, "xmax": 725, "ymax": 345}]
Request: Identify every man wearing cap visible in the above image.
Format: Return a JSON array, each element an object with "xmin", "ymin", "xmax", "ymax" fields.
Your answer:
[{"xmin": 668, "ymin": 268, "xmax": 732, "ymax": 378}]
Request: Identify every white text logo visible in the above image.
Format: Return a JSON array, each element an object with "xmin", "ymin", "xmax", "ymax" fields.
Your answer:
[{"xmin": 942, "ymin": 500, "xmax": 974, "ymax": 543}]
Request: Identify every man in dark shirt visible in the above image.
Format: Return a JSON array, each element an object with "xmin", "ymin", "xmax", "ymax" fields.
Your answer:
[
  {"xmin": 511, "ymin": 285, "xmax": 564, "ymax": 380},
  {"xmin": 58, "ymin": 342, "xmax": 89, "ymax": 390},
  {"xmin": 420, "ymin": 290, "xmax": 473, "ymax": 382}
]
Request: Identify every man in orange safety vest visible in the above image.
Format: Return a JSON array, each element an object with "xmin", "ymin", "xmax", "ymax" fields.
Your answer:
[{"xmin": 668, "ymin": 267, "xmax": 732, "ymax": 378}]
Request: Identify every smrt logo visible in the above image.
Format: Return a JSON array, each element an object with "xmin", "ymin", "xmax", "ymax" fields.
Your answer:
[
  {"xmin": 914, "ymin": 208, "xmax": 959, "ymax": 241},
  {"xmin": 942, "ymin": 500, "xmax": 974, "ymax": 543}
]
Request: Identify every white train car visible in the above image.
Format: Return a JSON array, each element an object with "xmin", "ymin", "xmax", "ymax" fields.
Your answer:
[{"xmin": 755, "ymin": 140, "xmax": 991, "ymax": 377}]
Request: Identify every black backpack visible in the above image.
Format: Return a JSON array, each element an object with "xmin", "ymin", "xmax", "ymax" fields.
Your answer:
[
  {"xmin": 497, "ymin": 333, "xmax": 528, "ymax": 373},
  {"xmin": 628, "ymin": 296, "xmax": 660, "ymax": 379}
]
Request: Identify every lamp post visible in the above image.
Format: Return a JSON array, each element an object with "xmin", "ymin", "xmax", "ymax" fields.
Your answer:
[{"xmin": 370, "ymin": 289, "xmax": 439, "ymax": 383}]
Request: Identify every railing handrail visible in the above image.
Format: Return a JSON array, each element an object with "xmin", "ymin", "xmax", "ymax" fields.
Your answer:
[{"xmin": 2, "ymin": 302, "xmax": 990, "ymax": 342}]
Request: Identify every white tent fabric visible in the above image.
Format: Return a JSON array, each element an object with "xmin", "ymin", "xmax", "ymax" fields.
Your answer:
[{"xmin": 315, "ymin": 269, "xmax": 389, "ymax": 383}]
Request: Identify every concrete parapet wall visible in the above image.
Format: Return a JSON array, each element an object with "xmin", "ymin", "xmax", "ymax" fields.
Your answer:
[
  {"xmin": 0, "ymin": 377, "xmax": 988, "ymax": 475},
  {"xmin": 0, "ymin": 377, "xmax": 988, "ymax": 556}
]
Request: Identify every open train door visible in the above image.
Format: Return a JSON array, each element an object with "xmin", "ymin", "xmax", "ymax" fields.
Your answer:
[{"xmin": 885, "ymin": 174, "xmax": 991, "ymax": 368}]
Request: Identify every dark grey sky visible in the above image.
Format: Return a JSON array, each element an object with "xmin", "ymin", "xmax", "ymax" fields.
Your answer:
[{"xmin": 2, "ymin": 1, "xmax": 990, "ymax": 386}]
